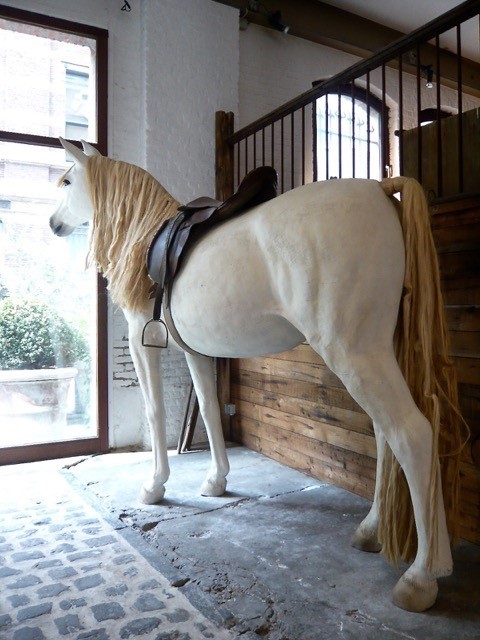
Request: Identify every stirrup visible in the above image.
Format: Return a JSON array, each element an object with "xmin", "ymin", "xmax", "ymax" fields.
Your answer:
[{"xmin": 142, "ymin": 319, "xmax": 169, "ymax": 349}]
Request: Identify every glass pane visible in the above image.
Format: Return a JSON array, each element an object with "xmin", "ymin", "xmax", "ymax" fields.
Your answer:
[
  {"xmin": 316, "ymin": 94, "xmax": 382, "ymax": 181},
  {"xmin": 0, "ymin": 142, "xmax": 98, "ymax": 446},
  {"xmin": 0, "ymin": 18, "xmax": 97, "ymax": 142}
]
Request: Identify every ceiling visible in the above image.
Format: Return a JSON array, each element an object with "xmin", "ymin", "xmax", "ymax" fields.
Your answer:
[
  {"xmin": 217, "ymin": 0, "xmax": 479, "ymax": 63},
  {"xmin": 320, "ymin": 0, "xmax": 468, "ymax": 34},
  {"xmin": 321, "ymin": 0, "xmax": 479, "ymax": 59}
]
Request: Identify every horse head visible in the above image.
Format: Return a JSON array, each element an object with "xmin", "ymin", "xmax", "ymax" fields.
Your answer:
[{"xmin": 49, "ymin": 137, "xmax": 101, "ymax": 237}]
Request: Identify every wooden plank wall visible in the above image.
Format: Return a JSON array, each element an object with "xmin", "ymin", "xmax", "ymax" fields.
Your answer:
[
  {"xmin": 402, "ymin": 109, "xmax": 480, "ymax": 199},
  {"xmin": 230, "ymin": 196, "xmax": 480, "ymax": 545}
]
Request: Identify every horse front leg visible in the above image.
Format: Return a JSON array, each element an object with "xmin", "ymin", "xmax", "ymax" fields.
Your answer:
[
  {"xmin": 124, "ymin": 309, "xmax": 170, "ymax": 504},
  {"xmin": 184, "ymin": 353, "xmax": 230, "ymax": 496}
]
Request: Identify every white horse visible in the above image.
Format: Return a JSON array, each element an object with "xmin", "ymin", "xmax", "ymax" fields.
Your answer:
[{"xmin": 50, "ymin": 138, "xmax": 464, "ymax": 613}]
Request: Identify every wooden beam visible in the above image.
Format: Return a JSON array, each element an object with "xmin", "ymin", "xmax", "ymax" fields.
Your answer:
[
  {"xmin": 215, "ymin": 111, "xmax": 234, "ymax": 200},
  {"xmin": 214, "ymin": 0, "xmax": 408, "ymax": 56},
  {"xmin": 213, "ymin": 0, "xmax": 480, "ymax": 97}
]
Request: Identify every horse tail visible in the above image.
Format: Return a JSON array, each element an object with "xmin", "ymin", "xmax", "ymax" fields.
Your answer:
[{"xmin": 378, "ymin": 176, "xmax": 468, "ymax": 568}]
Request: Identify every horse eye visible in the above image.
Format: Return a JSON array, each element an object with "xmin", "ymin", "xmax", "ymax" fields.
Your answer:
[{"xmin": 63, "ymin": 179, "xmax": 71, "ymax": 187}]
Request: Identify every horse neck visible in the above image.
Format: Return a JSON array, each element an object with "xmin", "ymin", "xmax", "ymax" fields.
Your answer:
[{"xmin": 104, "ymin": 158, "xmax": 178, "ymax": 230}]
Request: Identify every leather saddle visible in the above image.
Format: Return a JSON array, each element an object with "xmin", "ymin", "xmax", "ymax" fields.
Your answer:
[{"xmin": 143, "ymin": 166, "xmax": 278, "ymax": 354}]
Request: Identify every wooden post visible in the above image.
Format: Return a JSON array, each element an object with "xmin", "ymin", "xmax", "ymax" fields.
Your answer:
[
  {"xmin": 215, "ymin": 111, "xmax": 235, "ymax": 439},
  {"xmin": 215, "ymin": 111, "xmax": 234, "ymax": 199}
]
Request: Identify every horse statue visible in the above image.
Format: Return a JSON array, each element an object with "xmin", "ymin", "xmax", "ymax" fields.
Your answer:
[{"xmin": 50, "ymin": 137, "xmax": 466, "ymax": 613}]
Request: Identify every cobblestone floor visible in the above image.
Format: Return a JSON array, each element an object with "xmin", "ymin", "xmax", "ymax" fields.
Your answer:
[{"xmin": 0, "ymin": 463, "xmax": 236, "ymax": 640}]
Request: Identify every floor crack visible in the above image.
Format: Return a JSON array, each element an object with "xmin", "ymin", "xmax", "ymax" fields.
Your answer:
[
  {"xmin": 62, "ymin": 455, "xmax": 95, "ymax": 470},
  {"xmin": 129, "ymin": 486, "xmax": 324, "ymax": 528}
]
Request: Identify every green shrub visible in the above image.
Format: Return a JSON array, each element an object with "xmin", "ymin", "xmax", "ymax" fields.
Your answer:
[{"xmin": 0, "ymin": 298, "xmax": 89, "ymax": 370}]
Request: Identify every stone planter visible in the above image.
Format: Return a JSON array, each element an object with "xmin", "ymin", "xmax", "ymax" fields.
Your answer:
[{"xmin": 0, "ymin": 367, "xmax": 78, "ymax": 432}]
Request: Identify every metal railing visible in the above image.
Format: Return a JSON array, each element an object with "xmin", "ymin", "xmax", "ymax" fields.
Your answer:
[{"xmin": 227, "ymin": 0, "xmax": 480, "ymax": 200}]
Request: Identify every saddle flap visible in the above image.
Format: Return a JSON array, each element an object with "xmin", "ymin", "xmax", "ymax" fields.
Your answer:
[{"xmin": 147, "ymin": 213, "xmax": 185, "ymax": 284}]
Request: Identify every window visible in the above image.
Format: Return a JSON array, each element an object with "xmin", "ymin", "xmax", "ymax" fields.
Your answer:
[
  {"xmin": 314, "ymin": 83, "xmax": 389, "ymax": 181},
  {"xmin": 0, "ymin": 6, "xmax": 108, "ymax": 463}
]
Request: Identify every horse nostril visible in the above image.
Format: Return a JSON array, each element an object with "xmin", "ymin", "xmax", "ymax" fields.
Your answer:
[
  {"xmin": 50, "ymin": 221, "xmax": 63, "ymax": 235},
  {"xmin": 49, "ymin": 217, "xmax": 62, "ymax": 235}
]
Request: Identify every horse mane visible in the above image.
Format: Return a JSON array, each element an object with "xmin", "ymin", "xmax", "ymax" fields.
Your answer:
[{"xmin": 86, "ymin": 155, "xmax": 180, "ymax": 312}]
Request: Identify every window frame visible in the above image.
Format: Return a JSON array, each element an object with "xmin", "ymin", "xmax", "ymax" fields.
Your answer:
[
  {"xmin": 0, "ymin": 4, "xmax": 109, "ymax": 464},
  {"xmin": 313, "ymin": 81, "xmax": 390, "ymax": 181}
]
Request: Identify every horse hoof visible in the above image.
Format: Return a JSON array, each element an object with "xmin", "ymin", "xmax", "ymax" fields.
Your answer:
[
  {"xmin": 391, "ymin": 571, "xmax": 438, "ymax": 612},
  {"xmin": 201, "ymin": 476, "xmax": 227, "ymax": 497},
  {"xmin": 139, "ymin": 484, "xmax": 165, "ymax": 505},
  {"xmin": 351, "ymin": 526, "xmax": 382, "ymax": 553}
]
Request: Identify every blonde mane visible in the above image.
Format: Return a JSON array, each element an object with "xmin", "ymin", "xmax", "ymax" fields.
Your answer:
[{"xmin": 86, "ymin": 156, "xmax": 180, "ymax": 312}]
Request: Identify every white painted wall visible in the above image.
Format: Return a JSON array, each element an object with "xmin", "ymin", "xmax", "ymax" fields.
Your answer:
[{"xmin": 238, "ymin": 24, "xmax": 358, "ymax": 127}]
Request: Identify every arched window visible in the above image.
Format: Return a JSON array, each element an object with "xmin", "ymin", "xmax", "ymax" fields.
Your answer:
[{"xmin": 314, "ymin": 83, "xmax": 389, "ymax": 181}]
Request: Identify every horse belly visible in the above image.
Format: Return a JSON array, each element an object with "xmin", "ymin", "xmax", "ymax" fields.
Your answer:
[
  {"xmin": 169, "ymin": 226, "xmax": 305, "ymax": 358},
  {"xmin": 177, "ymin": 311, "xmax": 304, "ymax": 358}
]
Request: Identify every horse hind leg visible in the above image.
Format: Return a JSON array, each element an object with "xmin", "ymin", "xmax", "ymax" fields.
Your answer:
[
  {"xmin": 351, "ymin": 421, "xmax": 384, "ymax": 554},
  {"xmin": 313, "ymin": 343, "xmax": 452, "ymax": 612}
]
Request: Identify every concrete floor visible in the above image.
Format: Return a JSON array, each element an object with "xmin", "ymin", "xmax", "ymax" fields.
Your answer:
[{"xmin": 61, "ymin": 445, "xmax": 480, "ymax": 640}]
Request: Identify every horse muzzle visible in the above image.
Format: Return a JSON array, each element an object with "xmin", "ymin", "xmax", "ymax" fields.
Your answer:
[{"xmin": 49, "ymin": 217, "xmax": 74, "ymax": 237}]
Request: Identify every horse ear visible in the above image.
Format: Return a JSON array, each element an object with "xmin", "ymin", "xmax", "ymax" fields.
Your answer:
[
  {"xmin": 59, "ymin": 137, "xmax": 88, "ymax": 166},
  {"xmin": 81, "ymin": 140, "xmax": 102, "ymax": 157}
]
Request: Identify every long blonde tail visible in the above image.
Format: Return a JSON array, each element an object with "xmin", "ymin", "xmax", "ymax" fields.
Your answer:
[{"xmin": 378, "ymin": 176, "xmax": 467, "ymax": 567}]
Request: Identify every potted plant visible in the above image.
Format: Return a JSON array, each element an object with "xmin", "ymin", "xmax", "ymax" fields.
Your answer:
[{"xmin": 0, "ymin": 298, "xmax": 89, "ymax": 430}]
